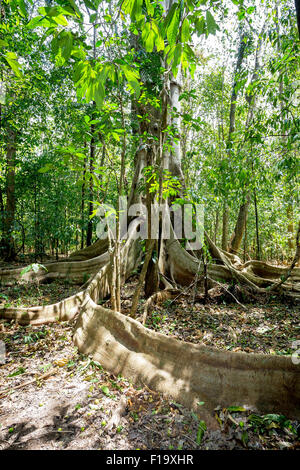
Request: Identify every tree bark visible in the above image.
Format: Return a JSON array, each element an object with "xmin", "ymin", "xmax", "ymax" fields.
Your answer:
[
  {"xmin": 81, "ymin": 154, "xmax": 87, "ymax": 249},
  {"xmin": 1, "ymin": 128, "xmax": 17, "ymax": 260},
  {"xmin": 221, "ymin": 30, "xmax": 247, "ymax": 251},
  {"xmin": 287, "ymin": 204, "xmax": 294, "ymax": 253},
  {"xmin": 221, "ymin": 202, "xmax": 229, "ymax": 251},
  {"xmin": 214, "ymin": 207, "xmax": 219, "ymax": 245},
  {"xmin": 254, "ymin": 187, "xmax": 260, "ymax": 260},
  {"xmin": 86, "ymin": 122, "xmax": 95, "ymax": 247},
  {"xmin": 229, "ymin": 23, "xmax": 265, "ymax": 255},
  {"xmin": 295, "ymin": 0, "xmax": 300, "ymax": 39},
  {"xmin": 229, "ymin": 194, "xmax": 250, "ymax": 254}
]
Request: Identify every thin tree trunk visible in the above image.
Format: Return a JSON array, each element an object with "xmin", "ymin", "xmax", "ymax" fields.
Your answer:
[
  {"xmin": 222, "ymin": 30, "xmax": 247, "ymax": 251},
  {"xmin": 254, "ymin": 187, "xmax": 260, "ymax": 260},
  {"xmin": 81, "ymin": 155, "xmax": 87, "ymax": 249},
  {"xmin": 287, "ymin": 204, "xmax": 294, "ymax": 254},
  {"xmin": 222, "ymin": 202, "xmax": 229, "ymax": 251},
  {"xmin": 243, "ymin": 215, "xmax": 248, "ymax": 263},
  {"xmin": 1, "ymin": 129, "xmax": 17, "ymax": 260},
  {"xmin": 86, "ymin": 23, "xmax": 98, "ymax": 247},
  {"xmin": 295, "ymin": 0, "xmax": 300, "ymax": 38},
  {"xmin": 34, "ymin": 180, "xmax": 37, "ymax": 261},
  {"xmin": 114, "ymin": 86, "xmax": 126, "ymax": 312},
  {"xmin": 86, "ymin": 122, "xmax": 95, "ymax": 247},
  {"xmin": 214, "ymin": 207, "xmax": 219, "ymax": 244},
  {"xmin": 227, "ymin": 29, "xmax": 247, "ymax": 148},
  {"xmin": 229, "ymin": 23, "xmax": 265, "ymax": 255}
]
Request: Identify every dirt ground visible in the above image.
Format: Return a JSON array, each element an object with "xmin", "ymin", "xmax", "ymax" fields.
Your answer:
[{"xmin": 0, "ymin": 280, "xmax": 299, "ymax": 450}]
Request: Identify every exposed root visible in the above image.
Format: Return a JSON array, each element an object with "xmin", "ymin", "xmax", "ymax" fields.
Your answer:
[
  {"xmin": 0, "ymin": 252, "xmax": 109, "ymax": 286},
  {"xmin": 73, "ymin": 296, "xmax": 300, "ymax": 418},
  {"xmin": 67, "ymin": 239, "xmax": 109, "ymax": 261},
  {"xmin": 166, "ymin": 232, "xmax": 300, "ymax": 300},
  {"xmin": 0, "ymin": 218, "xmax": 141, "ymax": 325},
  {"xmin": 1, "ymin": 218, "xmax": 299, "ymax": 418},
  {"xmin": 267, "ymin": 220, "xmax": 300, "ymax": 291},
  {"xmin": 0, "ymin": 291, "xmax": 85, "ymax": 325},
  {"xmin": 142, "ymin": 289, "xmax": 180, "ymax": 325}
]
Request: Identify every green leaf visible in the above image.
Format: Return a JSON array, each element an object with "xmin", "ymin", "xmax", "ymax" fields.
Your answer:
[
  {"xmin": 195, "ymin": 16, "xmax": 206, "ymax": 36},
  {"xmin": 128, "ymin": 79, "xmax": 140, "ymax": 97},
  {"xmin": 172, "ymin": 43, "xmax": 182, "ymax": 76},
  {"xmin": 20, "ymin": 263, "xmax": 47, "ymax": 276},
  {"xmin": 155, "ymin": 33, "xmax": 165, "ymax": 52},
  {"xmin": 227, "ymin": 406, "xmax": 246, "ymax": 412},
  {"xmin": 0, "ymin": 39, "xmax": 8, "ymax": 49},
  {"xmin": 38, "ymin": 163, "xmax": 54, "ymax": 173},
  {"xmin": 196, "ymin": 420, "xmax": 206, "ymax": 445},
  {"xmin": 130, "ymin": 0, "xmax": 143, "ymax": 21},
  {"xmin": 4, "ymin": 52, "xmax": 22, "ymax": 78},
  {"xmin": 162, "ymin": 2, "xmax": 177, "ymax": 37},
  {"xmin": 83, "ymin": 0, "xmax": 98, "ymax": 11},
  {"xmin": 122, "ymin": 0, "xmax": 135, "ymax": 16},
  {"xmin": 167, "ymin": 7, "xmax": 180, "ymax": 46},
  {"xmin": 27, "ymin": 16, "xmax": 42, "ymax": 29},
  {"xmin": 94, "ymin": 81, "xmax": 105, "ymax": 109},
  {"xmin": 73, "ymin": 62, "xmax": 86, "ymax": 83},
  {"xmin": 27, "ymin": 15, "xmax": 54, "ymax": 29},
  {"xmin": 101, "ymin": 385, "xmax": 110, "ymax": 396},
  {"xmin": 121, "ymin": 65, "xmax": 140, "ymax": 98},
  {"xmin": 60, "ymin": 32, "xmax": 73, "ymax": 61},
  {"xmin": 8, "ymin": 367, "xmax": 26, "ymax": 377},
  {"xmin": 39, "ymin": 6, "xmax": 60, "ymax": 17},
  {"xmin": 186, "ymin": 0, "xmax": 194, "ymax": 12},
  {"xmin": 241, "ymin": 431, "xmax": 249, "ymax": 446},
  {"xmin": 145, "ymin": 30, "xmax": 155, "ymax": 52},
  {"xmin": 173, "ymin": 43, "xmax": 182, "ymax": 66},
  {"xmin": 90, "ymin": 13, "xmax": 97, "ymax": 23},
  {"xmin": 64, "ymin": 0, "xmax": 82, "ymax": 17},
  {"xmin": 53, "ymin": 14, "xmax": 69, "ymax": 26},
  {"xmin": 145, "ymin": 0, "xmax": 154, "ymax": 16},
  {"xmin": 206, "ymin": 11, "xmax": 219, "ymax": 35},
  {"xmin": 181, "ymin": 18, "xmax": 190, "ymax": 43}
]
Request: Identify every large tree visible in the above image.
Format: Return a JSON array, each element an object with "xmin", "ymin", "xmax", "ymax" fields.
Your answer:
[{"xmin": 0, "ymin": 0, "xmax": 299, "ymax": 416}]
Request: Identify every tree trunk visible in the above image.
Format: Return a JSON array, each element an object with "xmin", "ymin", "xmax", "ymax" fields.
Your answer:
[
  {"xmin": 221, "ymin": 202, "xmax": 229, "ymax": 251},
  {"xmin": 1, "ymin": 129, "xmax": 17, "ymax": 261},
  {"xmin": 287, "ymin": 204, "xmax": 294, "ymax": 253},
  {"xmin": 254, "ymin": 187, "xmax": 260, "ymax": 260},
  {"xmin": 229, "ymin": 23, "xmax": 264, "ymax": 255},
  {"xmin": 295, "ymin": 0, "xmax": 300, "ymax": 38},
  {"xmin": 227, "ymin": 29, "xmax": 247, "ymax": 147},
  {"xmin": 81, "ymin": 155, "xmax": 87, "ymax": 249},
  {"xmin": 229, "ymin": 194, "xmax": 250, "ymax": 254},
  {"xmin": 221, "ymin": 29, "xmax": 248, "ymax": 253},
  {"xmin": 86, "ymin": 122, "xmax": 95, "ymax": 247},
  {"xmin": 214, "ymin": 207, "xmax": 219, "ymax": 245}
]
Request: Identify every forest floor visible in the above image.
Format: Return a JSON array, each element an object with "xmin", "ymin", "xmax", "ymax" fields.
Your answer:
[
  {"xmin": 0, "ymin": 279, "xmax": 299, "ymax": 450},
  {"xmin": 111, "ymin": 275, "xmax": 300, "ymax": 356}
]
